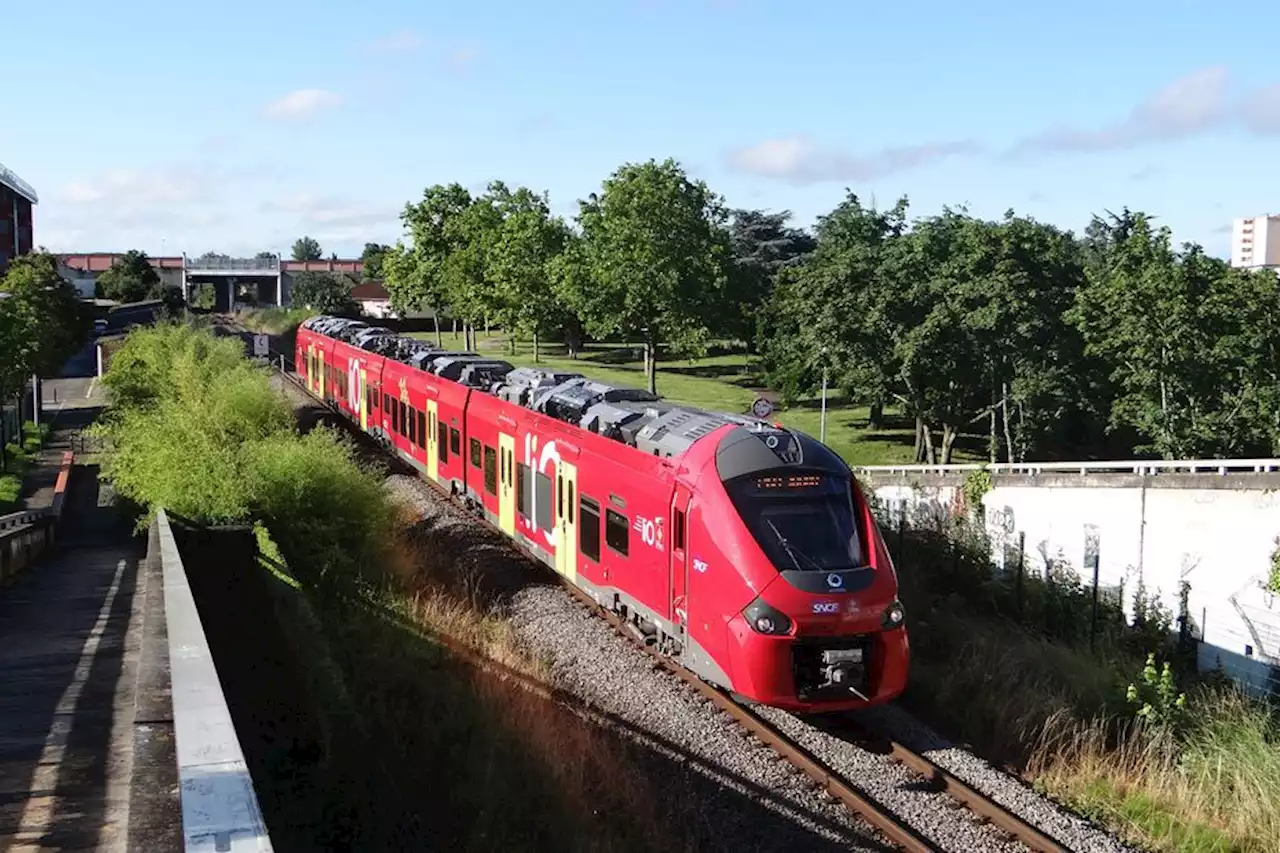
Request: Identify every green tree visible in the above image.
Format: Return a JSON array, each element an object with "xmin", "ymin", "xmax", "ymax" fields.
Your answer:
[
  {"xmin": 488, "ymin": 186, "xmax": 569, "ymax": 362},
  {"xmin": 360, "ymin": 242, "xmax": 391, "ymax": 280},
  {"xmin": 725, "ymin": 209, "xmax": 814, "ymax": 352},
  {"xmin": 1070, "ymin": 214, "xmax": 1280, "ymax": 457},
  {"xmin": 574, "ymin": 158, "xmax": 731, "ymax": 394},
  {"xmin": 290, "ymin": 271, "xmax": 355, "ymax": 314},
  {"xmin": 388, "ymin": 183, "xmax": 476, "ymax": 347},
  {"xmin": 761, "ymin": 194, "xmax": 909, "ymax": 430},
  {"xmin": 0, "ymin": 252, "xmax": 91, "ymax": 394},
  {"xmin": 96, "ymin": 250, "xmax": 161, "ymax": 304},
  {"xmin": 441, "ymin": 185, "xmax": 505, "ymax": 350},
  {"xmin": 292, "ymin": 236, "xmax": 323, "ymax": 262}
]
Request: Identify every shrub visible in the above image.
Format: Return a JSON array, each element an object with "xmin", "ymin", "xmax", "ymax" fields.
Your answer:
[{"xmin": 249, "ymin": 428, "xmax": 393, "ymax": 595}]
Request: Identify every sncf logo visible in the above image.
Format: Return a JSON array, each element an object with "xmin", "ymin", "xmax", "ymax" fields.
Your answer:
[{"xmin": 812, "ymin": 601, "xmax": 840, "ymax": 614}]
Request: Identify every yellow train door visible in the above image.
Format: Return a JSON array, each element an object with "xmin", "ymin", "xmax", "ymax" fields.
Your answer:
[
  {"xmin": 555, "ymin": 461, "xmax": 578, "ymax": 583},
  {"xmin": 426, "ymin": 399, "xmax": 439, "ymax": 481},
  {"xmin": 498, "ymin": 433, "xmax": 516, "ymax": 536},
  {"xmin": 359, "ymin": 368, "xmax": 368, "ymax": 430}
]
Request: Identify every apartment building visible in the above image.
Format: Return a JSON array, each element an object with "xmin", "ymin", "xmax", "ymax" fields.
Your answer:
[{"xmin": 1230, "ymin": 215, "xmax": 1280, "ymax": 269}]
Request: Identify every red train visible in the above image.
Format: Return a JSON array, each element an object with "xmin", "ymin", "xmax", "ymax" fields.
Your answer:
[{"xmin": 294, "ymin": 316, "xmax": 909, "ymax": 712}]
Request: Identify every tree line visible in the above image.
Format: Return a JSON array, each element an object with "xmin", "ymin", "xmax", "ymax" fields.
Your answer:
[{"xmin": 375, "ymin": 158, "xmax": 1279, "ymax": 464}]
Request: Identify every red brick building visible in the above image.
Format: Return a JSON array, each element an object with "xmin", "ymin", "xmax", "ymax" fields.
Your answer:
[{"xmin": 0, "ymin": 162, "xmax": 37, "ymax": 271}]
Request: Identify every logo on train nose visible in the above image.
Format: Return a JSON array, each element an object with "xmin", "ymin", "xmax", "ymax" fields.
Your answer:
[{"xmin": 826, "ymin": 573, "xmax": 844, "ymax": 589}]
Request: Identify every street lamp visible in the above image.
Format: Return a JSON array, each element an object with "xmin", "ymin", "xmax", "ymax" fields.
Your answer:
[{"xmin": 818, "ymin": 344, "xmax": 829, "ymax": 444}]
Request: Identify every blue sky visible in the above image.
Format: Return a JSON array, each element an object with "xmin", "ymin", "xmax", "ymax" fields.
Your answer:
[{"xmin": 3, "ymin": 0, "xmax": 1278, "ymax": 260}]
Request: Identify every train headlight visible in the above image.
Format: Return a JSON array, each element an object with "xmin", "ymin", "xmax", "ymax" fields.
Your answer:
[
  {"xmin": 881, "ymin": 599, "xmax": 905, "ymax": 630},
  {"xmin": 743, "ymin": 598, "xmax": 793, "ymax": 636}
]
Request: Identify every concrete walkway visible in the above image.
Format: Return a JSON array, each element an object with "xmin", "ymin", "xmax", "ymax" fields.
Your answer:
[{"xmin": 0, "ymin": 457, "xmax": 148, "ymax": 851}]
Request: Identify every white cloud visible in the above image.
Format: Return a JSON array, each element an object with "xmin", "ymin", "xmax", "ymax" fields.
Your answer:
[
  {"xmin": 262, "ymin": 88, "xmax": 344, "ymax": 121},
  {"xmin": 724, "ymin": 135, "xmax": 981, "ymax": 185},
  {"xmin": 366, "ymin": 29, "xmax": 424, "ymax": 54},
  {"xmin": 445, "ymin": 46, "xmax": 480, "ymax": 74},
  {"xmin": 1011, "ymin": 66, "xmax": 1280, "ymax": 155}
]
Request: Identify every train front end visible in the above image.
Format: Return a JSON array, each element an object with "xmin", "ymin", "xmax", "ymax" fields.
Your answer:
[{"xmin": 708, "ymin": 425, "xmax": 909, "ymax": 712}]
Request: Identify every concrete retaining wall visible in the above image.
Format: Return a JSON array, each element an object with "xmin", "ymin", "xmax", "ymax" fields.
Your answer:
[{"xmin": 859, "ymin": 461, "xmax": 1280, "ymax": 696}]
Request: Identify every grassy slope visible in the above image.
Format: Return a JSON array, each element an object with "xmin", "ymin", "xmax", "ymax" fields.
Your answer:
[{"xmin": 408, "ymin": 330, "xmax": 984, "ymax": 467}]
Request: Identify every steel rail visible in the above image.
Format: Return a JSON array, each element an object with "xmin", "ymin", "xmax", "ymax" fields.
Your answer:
[
  {"xmin": 831, "ymin": 720, "xmax": 1071, "ymax": 853},
  {"xmin": 255, "ymin": 328, "xmax": 1069, "ymax": 853}
]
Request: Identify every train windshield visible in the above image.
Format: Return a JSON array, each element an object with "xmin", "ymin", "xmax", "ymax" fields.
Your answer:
[{"xmin": 725, "ymin": 472, "xmax": 865, "ymax": 572}]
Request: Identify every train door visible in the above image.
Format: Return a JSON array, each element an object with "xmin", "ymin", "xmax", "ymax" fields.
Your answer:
[
  {"xmin": 555, "ymin": 461, "xmax": 578, "ymax": 583},
  {"xmin": 669, "ymin": 485, "xmax": 692, "ymax": 629},
  {"xmin": 426, "ymin": 400, "xmax": 439, "ymax": 481},
  {"xmin": 358, "ymin": 367, "xmax": 368, "ymax": 430},
  {"xmin": 498, "ymin": 433, "xmax": 516, "ymax": 535}
]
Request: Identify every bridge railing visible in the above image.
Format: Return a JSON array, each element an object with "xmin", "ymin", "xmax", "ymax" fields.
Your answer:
[
  {"xmin": 155, "ymin": 508, "xmax": 274, "ymax": 852},
  {"xmin": 857, "ymin": 459, "xmax": 1280, "ymax": 477},
  {"xmin": 184, "ymin": 256, "xmax": 281, "ymax": 273}
]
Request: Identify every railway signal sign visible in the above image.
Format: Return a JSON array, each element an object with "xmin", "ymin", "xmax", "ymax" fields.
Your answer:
[
  {"xmin": 252, "ymin": 334, "xmax": 269, "ymax": 360},
  {"xmin": 751, "ymin": 397, "xmax": 774, "ymax": 419}
]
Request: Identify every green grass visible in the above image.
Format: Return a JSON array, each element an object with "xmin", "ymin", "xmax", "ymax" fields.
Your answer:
[{"xmin": 408, "ymin": 331, "xmax": 984, "ymax": 466}]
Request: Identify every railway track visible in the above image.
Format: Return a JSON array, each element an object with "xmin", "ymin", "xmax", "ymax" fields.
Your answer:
[{"xmin": 260, "ymin": 345, "xmax": 1074, "ymax": 853}]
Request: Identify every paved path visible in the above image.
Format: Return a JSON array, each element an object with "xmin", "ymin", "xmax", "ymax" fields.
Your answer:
[{"xmin": 0, "ymin": 463, "xmax": 147, "ymax": 852}]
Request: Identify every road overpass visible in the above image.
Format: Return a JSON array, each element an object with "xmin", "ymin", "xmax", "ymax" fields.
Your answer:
[{"xmin": 58, "ymin": 253, "xmax": 367, "ymax": 310}]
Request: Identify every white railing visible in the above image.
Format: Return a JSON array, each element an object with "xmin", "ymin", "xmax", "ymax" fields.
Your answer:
[
  {"xmin": 0, "ymin": 161, "xmax": 38, "ymax": 203},
  {"xmin": 857, "ymin": 459, "xmax": 1280, "ymax": 477},
  {"xmin": 184, "ymin": 255, "xmax": 280, "ymax": 272},
  {"xmin": 158, "ymin": 509, "xmax": 274, "ymax": 852}
]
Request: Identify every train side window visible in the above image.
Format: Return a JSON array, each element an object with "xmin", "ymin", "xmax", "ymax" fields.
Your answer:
[
  {"xmin": 470, "ymin": 438, "xmax": 481, "ymax": 468},
  {"xmin": 450, "ymin": 427, "xmax": 460, "ymax": 456},
  {"xmin": 534, "ymin": 472, "xmax": 553, "ymax": 532},
  {"xmin": 419, "ymin": 410, "xmax": 428, "ymax": 445},
  {"xmin": 516, "ymin": 463, "xmax": 529, "ymax": 517},
  {"xmin": 438, "ymin": 421, "xmax": 448, "ymax": 462},
  {"xmin": 483, "ymin": 446, "xmax": 498, "ymax": 495},
  {"xmin": 605, "ymin": 509, "xmax": 629, "ymax": 557},
  {"xmin": 674, "ymin": 509, "xmax": 686, "ymax": 551},
  {"xmin": 579, "ymin": 495, "xmax": 600, "ymax": 561},
  {"xmin": 390, "ymin": 399, "xmax": 399, "ymax": 433}
]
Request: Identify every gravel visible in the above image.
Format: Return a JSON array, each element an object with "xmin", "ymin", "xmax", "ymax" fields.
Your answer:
[
  {"xmin": 276, "ymin": 380, "xmax": 1136, "ymax": 853},
  {"xmin": 858, "ymin": 704, "xmax": 1142, "ymax": 853},
  {"xmin": 383, "ymin": 474, "xmax": 886, "ymax": 852}
]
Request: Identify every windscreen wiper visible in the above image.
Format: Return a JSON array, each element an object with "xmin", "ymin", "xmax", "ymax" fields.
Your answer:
[{"xmin": 765, "ymin": 519, "xmax": 826, "ymax": 572}]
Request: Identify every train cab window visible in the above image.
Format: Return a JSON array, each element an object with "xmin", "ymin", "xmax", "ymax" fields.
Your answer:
[
  {"xmin": 579, "ymin": 495, "xmax": 600, "ymax": 561},
  {"xmin": 725, "ymin": 473, "xmax": 864, "ymax": 572},
  {"xmin": 673, "ymin": 509, "xmax": 686, "ymax": 551},
  {"xmin": 450, "ymin": 427, "xmax": 460, "ymax": 456},
  {"xmin": 516, "ymin": 463, "xmax": 527, "ymax": 515},
  {"xmin": 470, "ymin": 438, "xmax": 481, "ymax": 468},
  {"xmin": 438, "ymin": 421, "xmax": 448, "ymax": 463},
  {"xmin": 605, "ymin": 509, "xmax": 629, "ymax": 557},
  {"xmin": 483, "ymin": 446, "xmax": 498, "ymax": 495}
]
